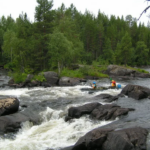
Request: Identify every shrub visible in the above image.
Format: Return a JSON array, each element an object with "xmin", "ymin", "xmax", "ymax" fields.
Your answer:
[
  {"xmin": 11, "ymin": 72, "xmax": 27, "ymax": 84},
  {"xmin": 32, "ymin": 73, "xmax": 46, "ymax": 82},
  {"xmin": 60, "ymin": 68, "xmax": 84, "ymax": 78}
]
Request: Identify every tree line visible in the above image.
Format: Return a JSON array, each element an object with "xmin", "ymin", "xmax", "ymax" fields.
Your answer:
[{"xmin": 0, "ymin": 0, "xmax": 150, "ymax": 75}]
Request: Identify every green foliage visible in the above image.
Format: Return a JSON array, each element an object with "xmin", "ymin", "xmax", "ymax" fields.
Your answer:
[
  {"xmin": 1, "ymin": 2, "xmax": 150, "ymax": 76},
  {"xmin": 60, "ymin": 68, "xmax": 84, "ymax": 78},
  {"xmin": 127, "ymin": 66, "xmax": 149, "ymax": 73},
  {"xmin": 10, "ymin": 72, "xmax": 27, "ymax": 84},
  {"xmin": 118, "ymin": 32, "xmax": 133, "ymax": 66},
  {"xmin": 136, "ymin": 68, "xmax": 149, "ymax": 73},
  {"xmin": 60, "ymin": 65, "xmax": 108, "ymax": 78},
  {"xmin": 48, "ymin": 29, "xmax": 73, "ymax": 74},
  {"xmin": 32, "ymin": 73, "xmax": 46, "ymax": 82},
  {"xmin": 135, "ymin": 41, "xmax": 149, "ymax": 65},
  {"xmin": 78, "ymin": 66, "xmax": 89, "ymax": 76},
  {"xmin": 103, "ymin": 38, "xmax": 114, "ymax": 63}
]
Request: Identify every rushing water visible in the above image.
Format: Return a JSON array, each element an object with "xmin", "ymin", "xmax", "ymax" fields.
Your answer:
[{"xmin": 0, "ymin": 69, "xmax": 150, "ymax": 150}]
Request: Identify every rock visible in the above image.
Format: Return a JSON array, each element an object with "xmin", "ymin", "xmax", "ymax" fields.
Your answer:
[
  {"xmin": 59, "ymin": 77, "xmax": 81, "ymax": 86},
  {"xmin": 72, "ymin": 127, "xmax": 148, "ymax": 150},
  {"xmin": 66, "ymin": 102, "xmax": 101, "ymax": 120},
  {"xmin": 66, "ymin": 103, "xmax": 134, "ymax": 121},
  {"xmin": 95, "ymin": 94, "xmax": 113, "ymax": 99},
  {"xmin": 90, "ymin": 104, "xmax": 133, "ymax": 120},
  {"xmin": 121, "ymin": 84, "xmax": 150, "ymax": 100},
  {"xmin": 105, "ymin": 65, "xmax": 150, "ymax": 79},
  {"xmin": 0, "ymin": 97, "xmax": 19, "ymax": 116},
  {"xmin": 102, "ymin": 127, "xmax": 148, "ymax": 150},
  {"xmin": 41, "ymin": 82, "xmax": 52, "ymax": 87},
  {"xmin": 72, "ymin": 128, "xmax": 113, "ymax": 150},
  {"xmin": 95, "ymin": 94, "xmax": 119, "ymax": 102},
  {"xmin": 8, "ymin": 78, "xmax": 14, "ymax": 85},
  {"xmin": 134, "ymin": 72, "xmax": 150, "ymax": 78},
  {"xmin": 0, "ymin": 103, "xmax": 44, "ymax": 134},
  {"xmin": 25, "ymin": 74, "xmax": 34, "ymax": 83},
  {"xmin": 28, "ymin": 80, "xmax": 40, "ymax": 87},
  {"xmin": 43, "ymin": 71, "xmax": 58, "ymax": 85},
  {"xmin": 106, "ymin": 65, "xmax": 136, "ymax": 76},
  {"xmin": 0, "ymin": 111, "xmax": 39, "ymax": 133}
]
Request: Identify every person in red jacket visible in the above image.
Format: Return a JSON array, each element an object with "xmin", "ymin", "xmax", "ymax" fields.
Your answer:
[{"xmin": 111, "ymin": 80, "xmax": 116, "ymax": 87}]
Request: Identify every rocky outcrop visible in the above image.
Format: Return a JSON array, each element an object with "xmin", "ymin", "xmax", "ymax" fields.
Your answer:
[
  {"xmin": 90, "ymin": 104, "xmax": 134, "ymax": 120},
  {"xmin": 121, "ymin": 84, "xmax": 150, "ymax": 100},
  {"xmin": 0, "ymin": 97, "xmax": 19, "ymax": 116},
  {"xmin": 72, "ymin": 127, "xmax": 148, "ymax": 150},
  {"xmin": 65, "ymin": 102, "xmax": 101, "ymax": 121},
  {"xmin": 105, "ymin": 65, "xmax": 150, "ymax": 79},
  {"xmin": 59, "ymin": 77, "xmax": 81, "ymax": 86},
  {"xmin": 43, "ymin": 71, "xmax": 59, "ymax": 85},
  {"xmin": 65, "ymin": 103, "xmax": 134, "ymax": 122},
  {"xmin": 7, "ymin": 71, "xmax": 86, "ymax": 88},
  {"xmin": 95, "ymin": 93, "xmax": 121, "ymax": 102},
  {"xmin": 0, "ymin": 100, "xmax": 49, "ymax": 133},
  {"xmin": 0, "ymin": 109, "xmax": 39, "ymax": 133}
]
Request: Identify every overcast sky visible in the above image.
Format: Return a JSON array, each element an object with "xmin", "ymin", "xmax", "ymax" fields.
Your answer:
[{"xmin": 0, "ymin": 0, "xmax": 150, "ymax": 26}]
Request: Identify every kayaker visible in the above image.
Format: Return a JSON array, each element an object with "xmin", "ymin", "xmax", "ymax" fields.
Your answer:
[
  {"xmin": 111, "ymin": 80, "xmax": 116, "ymax": 87},
  {"xmin": 92, "ymin": 81, "xmax": 97, "ymax": 89}
]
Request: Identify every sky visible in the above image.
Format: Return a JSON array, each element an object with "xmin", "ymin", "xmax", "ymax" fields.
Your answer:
[{"xmin": 0, "ymin": 0, "xmax": 150, "ymax": 26}]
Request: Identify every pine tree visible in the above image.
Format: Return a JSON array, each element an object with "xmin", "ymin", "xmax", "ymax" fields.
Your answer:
[
  {"xmin": 34, "ymin": 0, "xmax": 54, "ymax": 70},
  {"xmin": 119, "ymin": 32, "xmax": 133, "ymax": 66}
]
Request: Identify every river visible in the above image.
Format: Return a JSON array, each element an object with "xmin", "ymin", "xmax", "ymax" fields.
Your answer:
[{"xmin": 0, "ymin": 69, "xmax": 150, "ymax": 150}]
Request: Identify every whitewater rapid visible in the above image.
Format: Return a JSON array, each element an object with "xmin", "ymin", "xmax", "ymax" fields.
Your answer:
[{"xmin": 0, "ymin": 83, "xmax": 123, "ymax": 150}]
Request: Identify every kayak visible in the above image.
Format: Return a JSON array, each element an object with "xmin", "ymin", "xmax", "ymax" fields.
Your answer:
[{"xmin": 80, "ymin": 86, "xmax": 117, "ymax": 94}]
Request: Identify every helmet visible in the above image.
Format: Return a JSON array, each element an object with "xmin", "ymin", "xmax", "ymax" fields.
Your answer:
[{"xmin": 93, "ymin": 81, "xmax": 96, "ymax": 84}]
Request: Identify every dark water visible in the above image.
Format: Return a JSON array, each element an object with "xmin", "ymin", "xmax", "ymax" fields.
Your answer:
[{"xmin": 0, "ymin": 69, "xmax": 150, "ymax": 150}]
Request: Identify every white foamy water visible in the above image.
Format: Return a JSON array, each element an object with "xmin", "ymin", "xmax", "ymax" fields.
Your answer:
[
  {"xmin": 0, "ymin": 107, "xmax": 116, "ymax": 150},
  {"xmin": 0, "ymin": 84, "xmax": 122, "ymax": 150}
]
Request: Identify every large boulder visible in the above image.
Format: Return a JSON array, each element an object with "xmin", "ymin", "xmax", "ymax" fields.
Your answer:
[
  {"xmin": 90, "ymin": 104, "xmax": 134, "ymax": 120},
  {"xmin": 43, "ymin": 71, "xmax": 59, "ymax": 85},
  {"xmin": 105, "ymin": 65, "xmax": 150, "ymax": 78},
  {"xmin": 95, "ymin": 93, "xmax": 120, "ymax": 102},
  {"xmin": 106, "ymin": 65, "xmax": 135, "ymax": 76},
  {"xmin": 0, "ymin": 103, "xmax": 42, "ymax": 134},
  {"xmin": 0, "ymin": 97, "xmax": 19, "ymax": 116},
  {"xmin": 65, "ymin": 102, "xmax": 101, "ymax": 121},
  {"xmin": 72, "ymin": 127, "xmax": 148, "ymax": 150},
  {"xmin": 0, "ymin": 111, "xmax": 39, "ymax": 133},
  {"xmin": 59, "ymin": 77, "xmax": 81, "ymax": 86},
  {"xmin": 65, "ymin": 103, "xmax": 134, "ymax": 121},
  {"xmin": 121, "ymin": 84, "xmax": 150, "ymax": 100}
]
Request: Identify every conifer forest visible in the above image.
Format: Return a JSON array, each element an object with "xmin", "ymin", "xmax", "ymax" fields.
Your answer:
[{"xmin": 0, "ymin": 0, "xmax": 150, "ymax": 75}]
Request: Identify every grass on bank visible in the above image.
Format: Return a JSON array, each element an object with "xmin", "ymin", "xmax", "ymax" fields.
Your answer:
[
  {"xmin": 8, "ymin": 64, "xmax": 149, "ymax": 84},
  {"xmin": 126, "ymin": 66, "xmax": 149, "ymax": 73},
  {"xmin": 60, "ymin": 65, "xmax": 108, "ymax": 78}
]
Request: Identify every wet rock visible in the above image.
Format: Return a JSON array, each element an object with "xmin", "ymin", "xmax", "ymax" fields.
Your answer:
[
  {"xmin": 0, "ymin": 105, "xmax": 41, "ymax": 134},
  {"xmin": 66, "ymin": 103, "xmax": 134, "ymax": 121},
  {"xmin": 90, "ymin": 104, "xmax": 133, "ymax": 120},
  {"xmin": 0, "ymin": 111, "xmax": 39, "ymax": 133},
  {"xmin": 73, "ymin": 128, "xmax": 113, "ymax": 150},
  {"xmin": 72, "ymin": 127, "xmax": 148, "ymax": 150},
  {"xmin": 59, "ymin": 77, "xmax": 81, "ymax": 86},
  {"xmin": 0, "ymin": 97, "xmax": 19, "ymax": 116},
  {"xmin": 66, "ymin": 102, "xmax": 101, "ymax": 120},
  {"xmin": 95, "ymin": 93, "xmax": 119, "ymax": 102},
  {"xmin": 121, "ymin": 84, "xmax": 150, "ymax": 100}
]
